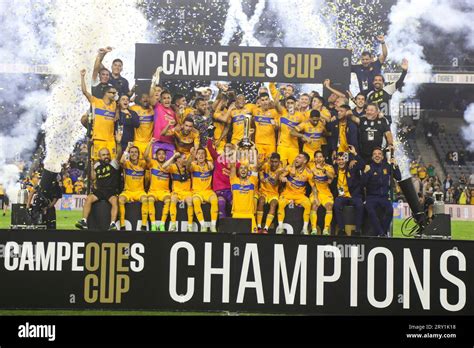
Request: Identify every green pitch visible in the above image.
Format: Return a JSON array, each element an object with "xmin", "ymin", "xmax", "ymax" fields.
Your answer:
[{"xmin": 0, "ymin": 209, "xmax": 472, "ymax": 239}]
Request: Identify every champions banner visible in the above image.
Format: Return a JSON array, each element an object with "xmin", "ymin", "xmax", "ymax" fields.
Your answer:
[
  {"xmin": 0, "ymin": 229, "xmax": 472, "ymax": 315},
  {"xmin": 135, "ymin": 44, "xmax": 351, "ymax": 85}
]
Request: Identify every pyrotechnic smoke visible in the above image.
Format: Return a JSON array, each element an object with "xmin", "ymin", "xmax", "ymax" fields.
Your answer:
[{"xmin": 462, "ymin": 104, "xmax": 474, "ymax": 151}]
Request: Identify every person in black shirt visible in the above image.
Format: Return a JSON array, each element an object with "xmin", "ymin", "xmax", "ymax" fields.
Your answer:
[
  {"xmin": 109, "ymin": 58, "xmax": 130, "ymax": 97},
  {"xmin": 116, "ymin": 94, "xmax": 139, "ymax": 149},
  {"xmin": 76, "ymin": 133, "xmax": 122, "ymax": 230},
  {"xmin": 350, "ymin": 103, "xmax": 393, "ymax": 163},
  {"xmin": 349, "ymin": 92, "xmax": 366, "ymax": 118},
  {"xmin": 351, "ymin": 34, "xmax": 388, "ymax": 94},
  {"xmin": 366, "ymin": 59, "xmax": 408, "ymax": 123},
  {"xmin": 91, "ymin": 68, "xmax": 111, "ymax": 99}
]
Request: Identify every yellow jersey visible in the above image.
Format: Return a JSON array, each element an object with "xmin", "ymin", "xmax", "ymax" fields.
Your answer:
[
  {"xmin": 176, "ymin": 107, "xmax": 195, "ymax": 125},
  {"xmin": 295, "ymin": 120, "xmax": 326, "ymax": 156},
  {"xmin": 213, "ymin": 109, "xmax": 228, "ymax": 143},
  {"xmin": 0, "ymin": 184, "xmax": 4, "ymax": 195},
  {"xmin": 230, "ymin": 175, "xmax": 258, "ymax": 214},
  {"xmin": 123, "ymin": 160, "xmax": 146, "ymax": 192},
  {"xmin": 259, "ymin": 162, "xmax": 281, "ymax": 197},
  {"xmin": 252, "ymin": 107, "xmax": 280, "ymax": 146},
  {"xmin": 190, "ymin": 162, "xmax": 213, "ymax": 192},
  {"xmin": 282, "ymin": 166, "xmax": 313, "ymax": 196},
  {"xmin": 91, "ymin": 96, "xmax": 116, "ymax": 141},
  {"xmin": 148, "ymin": 160, "xmax": 170, "ymax": 192},
  {"xmin": 74, "ymin": 181, "xmax": 84, "ymax": 194},
  {"xmin": 312, "ymin": 163, "xmax": 335, "ymax": 195},
  {"xmin": 277, "ymin": 111, "xmax": 305, "ymax": 149},
  {"xmin": 167, "ymin": 128, "xmax": 200, "ymax": 155},
  {"xmin": 304, "ymin": 107, "xmax": 331, "ymax": 122},
  {"xmin": 130, "ymin": 104, "xmax": 154, "ymax": 143},
  {"xmin": 337, "ymin": 168, "xmax": 351, "ymax": 198},
  {"xmin": 168, "ymin": 164, "xmax": 191, "ymax": 192},
  {"xmin": 337, "ymin": 121, "xmax": 349, "ymax": 153}
]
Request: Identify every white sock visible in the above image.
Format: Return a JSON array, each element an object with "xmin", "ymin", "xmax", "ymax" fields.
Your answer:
[
  {"xmin": 278, "ymin": 222, "xmax": 283, "ymax": 228},
  {"xmin": 82, "ymin": 218, "xmax": 87, "ymax": 222},
  {"xmin": 264, "ymin": 225, "xmax": 268, "ymax": 230},
  {"xmin": 159, "ymin": 221, "xmax": 163, "ymax": 225},
  {"xmin": 303, "ymin": 222, "xmax": 308, "ymax": 230},
  {"xmin": 211, "ymin": 220, "xmax": 216, "ymax": 227},
  {"xmin": 199, "ymin": 220, "xmax": 205, "ymax": 226}
]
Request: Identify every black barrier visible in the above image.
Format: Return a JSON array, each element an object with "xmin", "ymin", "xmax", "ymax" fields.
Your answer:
[{"xmin": 0, "ymin": 229, "xmax": 471, "ymax": 315}]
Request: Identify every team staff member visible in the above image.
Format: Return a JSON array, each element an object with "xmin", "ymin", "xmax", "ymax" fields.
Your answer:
[
  {"xmin": 229, "ymin": 154, "xmax": 259, "ymax": 233},
  {"xmin": 362, "ymin": 148, "xmax": 402, "ymax": 237},
  {"xmin": 277, "ymin": 153, "xmax": 314, "ymax": 235},
  {"xmin": 80, "ymin": 68, "xmax": 117, "ymax": 160},
  {"xmin": 292, "ymin": 110, "xmax": 327, "ymax": 161},
  {"xmin": 350, "ymin": 103, "xmax": 393, "ymax": 163},
  {"xmin": 332, "ymin": 146, "xmax": 365, "ymax": 235},
  {"xmin": 116, "ymin": 94, "xmax": 140, "ymax": 150},
  {"xmin": 162, "ymin": 117, "xmax": 200, "ymax": 158},
  {"xmin": 76, "ymin": 134, "xmax": 122, "ymax": 230},
  {"xmin": 188, "ymin": 147, "xmax": 218, "ymax": 232},
  {"xmin": 144, "ymin": 138, "xmax": 171, "ymax": 232},
  {"xmin": 251, "ymin": 92, "xmax": 280, "ymax": 158},
  {"xmin": 270, "ymin": 82, "xmax": 305, "ymax": 166},
  {"xmin": 118, "ymin": 143, "xmax": 149, "ymax": 231},
  {"xmin": 163, "ymin": 152, "xmax": 194, "ymax": 232},
  {"xmin": 256, "ymin": 152, "xmax": 283, "ymax": 234},
  {"xmin": 310, "ymin": 150, "xmax": 335, "ymax": 236},
  {"xmin": 327, "ymin": 105, "xmax": 359, "ymax": 159},
  {"xmin": 131, "ymin": 93, "xmax": 155, "ymax": 157}
]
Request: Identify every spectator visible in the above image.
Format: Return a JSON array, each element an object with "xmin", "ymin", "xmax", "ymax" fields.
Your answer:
[
  {"xmin": 409, "ymin": 160, "xmax": 419, "ymax": 176},
  {"xmin": 433, "ymin": 186, "xmax": 444, "ymax": 202},
  {"xmin": 443, "ymin": 174, "xmax": 453, "ymax": 192},
  {"xmin": 427, "ymin": 164, "xmax": 435, "ymax": 178},
  {"xmin": 63, "ymin": 173, "xmax": 73, "ymax": 194},
  {"xmin": 469, "ymin": 172, "xmax": 474, "ymax": 187},
  {"xmin": 412, "ymin": 173, "xmax": 422, "ymax": 195},
  {"xmin": 458, "ymin": 186, "xmax": 469, "ymax": 205},
  {"xmin": 470, "ymin": 188, "xmax": 474, "ymax": 205},
  {"xmin": 446, "ymin": 151, "xmax": 453, "ymax": 165},
  {"xmin": 459, "ymin": 150, "xmax": 466, "ymax": 165},
  {"xmin": 74, "ymin": 178, "xmax": 85, "ymax": 194},
  {"xmin": 459, "ymin": 174, "xmax": 467, "ymax": 186},
  {"xmin": 417, "ymin": 165, "xmax": 427, "ymax": 180},
  {"xmin": 445, "ymin": 187, "xmax": 456, "ymax": 204}
]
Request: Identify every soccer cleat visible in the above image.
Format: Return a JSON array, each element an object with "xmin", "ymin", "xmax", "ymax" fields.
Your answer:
[
  {"xmin": 75, "ymin": 219, "xmax": 87, "ymax": 230},
  {"xmin": 201, "ymin": 225, "xmax": 208, "ymax": 233},
  {"xmin": 301, "ymin": 228, "xmax": 308, "ymax": 235},
  {"xmin": 108, "ymin": 222, "xmax": 117, "ymax": 231},
  {"xmin": 257, "ymin": 227, "xmax": 263, "ymax": 234},
  {"xmin": 159, "ymin": 223, "xmax": 166, "ymax": 232},
  {"xmin": 120, "ymin": 226, "xmax": 126, "ymax": 231},
  {"xmin": 311, "ymin": 229, "xmax": 318, "ymax": 236},
  {"xmin": 151, "ymin": 223, "xmax": 158, "ymax": 232},
  {"xmin": 210, "ymin": 225, "xmax": 217, "ymax": 233},
  {"xmin": 168, "ymin": 223, "xmax": 177, "ymax": 232},
  {"xmin": 262, "ymin": 228, "xmax": 268, "ymax": 234},
  {"xmin": 276, "ymin": 226, "xmax": 284, "ymax": 234},
  {"xmin": 140, "ymin": 225, "xmax": 147, "ymax": 231},
  {"xmin": 187, "ymin": 225, "xmax": 193, "ymax": 232},
  {"xmin": 323, "ymin": 229, "xmax": 330, "ymax": 236}
]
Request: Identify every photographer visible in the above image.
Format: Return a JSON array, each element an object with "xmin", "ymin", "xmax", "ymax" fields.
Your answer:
[{"xmin": 27, "ymin": 174, "xmax": 63, "ymax": 229}]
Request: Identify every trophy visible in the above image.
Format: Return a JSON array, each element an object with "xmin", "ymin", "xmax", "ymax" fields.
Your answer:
[{"xmin": 238, "ymin": 113, "xmax": 253, "ymax": 149}]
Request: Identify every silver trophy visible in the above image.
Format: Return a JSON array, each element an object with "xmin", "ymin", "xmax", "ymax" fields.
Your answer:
[{"xmin": 238, "ymin": 113, "xmax": 253, "ymax": 149}]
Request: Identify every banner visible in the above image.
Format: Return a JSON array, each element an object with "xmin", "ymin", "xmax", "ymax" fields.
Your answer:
[
  {"xmin": 0, "ymin": 229, "xmax": 472, "ymax": 315},
  {"xmin": 55, "ymin": 195, "xmax": 87, "ymax": 211},
  {"xmin": 394, "ymin": 202, "xmax": 474, "ymax": 221},
  {"xmin": 134, "ymin": 43, "xmax": 351, "ymax": 85}
]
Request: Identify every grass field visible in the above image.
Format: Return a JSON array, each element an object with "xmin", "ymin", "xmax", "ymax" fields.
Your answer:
[
  {"xmin": 0, "ymin": 209, "xmax": 472, "ymax": 240},
  {"xmin": 0, "ymin": 209, "xmax": 471, "ymax": 316}
]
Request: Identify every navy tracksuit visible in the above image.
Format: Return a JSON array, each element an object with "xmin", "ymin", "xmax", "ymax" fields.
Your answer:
[
  {"xmin": 333, "ymin": 154, "xmax": 365, "ymax": 233},
  {"xmin": 362, "ymin": 161, "xmax": 402, "ymax": 236}
]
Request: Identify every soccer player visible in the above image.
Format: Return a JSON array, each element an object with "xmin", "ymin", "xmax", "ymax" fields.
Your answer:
[
  {"xmin": 257, "ymin": 152, "xmax": 283, "ymax": 234},
  {"xmin": 226, "ymin": 94, "xmax": 254, "ymax": 146},
  {"xmin": 269, "ymin": 82, "xmax": 305, "ymax": 166},
  {"xmin": 277, "ymin": 153, "xmax": 314, "ymax": 235},
  {"xmin": 187, "ymin": 147, "xmax": 218, "ymax": 232},
  {"xmin": 119, "ymin": 143, "xmax": 148, "ymax": 231},
  {"xmin": 162, "ymin": 116, "xmax": 200, "ymax": 158},
  {"xmin": 310, "ymin": 150, "xmax": 335, "ymax": 236},
  {"xmin": 130, "ymin": 93, "xmax": 154, "ymax": 157},
  {"xmin": 362, "ymin": 148, "xmax": 402, "ymax": 237},
  {"xmin": 144, "ymin": 138, "xmax": 171, "ymax": 232},
  {"xmin": 152, "ymin": 88, "xmax": 177, "ymax": 160},
  {"xmin": 163, "ymin": 152, "xmax": 194, "ymax": 232},
  {"xmin": 292, "ymin": 110, "xmax": 327, "ymax": 161},
  {"xmin": 251, "ymin": 92, "xmax": 280, "ymax": 159},
  {"xmin": 229, "ymin": 152, "xmax": 259, "ymax": 233},
  {"xmin": 80, "ymin": 69, "xmax": 117, "ymax": 161}
]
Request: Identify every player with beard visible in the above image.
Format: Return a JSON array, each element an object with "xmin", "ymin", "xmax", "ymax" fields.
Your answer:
[
  {"xmin": 144, "ymin": 138, "xmax": 171, "ymax": 232},
  {"xmin": 162, "ymin": 116, "xmax": 200, "ymax": 158},
  {"xmin": 76, "ymin": 132, "xmax": 122, "ymax": 230},
  {"xmin": 327, "ymin": 105, "xmax": 359, "ymax": 161},
  {"xmin": 277, "ymin": 153, "xmax": 314, "ymax": 235},
  {"xmin": 226, "ymin": 94, "xmax": 255, "ymax": 146},
  {"xmin": 229, "ymin": 152, "xmax": 259, "ymax": 233},
  {"xmin": 362, "ymin": 148, "xmax": 401, "ymax": 237},
  {"xmin": 256, "ymin": 152, "xmax": 283, "ymax": 234},
  {"xmin": 191, "ymin": 97, "xmax": 213, "ymax": 148},
  {"xmin": 119, "ymin": 144, "xmax": 148, "ymax": 231},
  {"xmin": 130, "ymin": 93, "xmax": 154, "ymax": 158},
  {"xmin": 188, "ymin": 147, "xmax": 218, "ymax": 232},
  {"xmin": 164, "ymin": 152, "xmax": 194, "ymax": 232},
  {"xmin": 366, "ymin": 59, "xmax": 408, "ymax": 123},
  {"xmin": 250, "ymin": 92, "xmax": 280, "ymax": 159},
  {"xmin": 292, "ymin": 110, "xmax": 327, "ymax": 161},
  {"xmin": 309, "ymin": 150, "xmax": 335, "ymax": 236}
]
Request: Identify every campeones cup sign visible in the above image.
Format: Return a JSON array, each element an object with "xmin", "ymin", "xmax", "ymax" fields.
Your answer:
[{"xmin": 134, "ymin": 44, "xmax": 351, "ymax": 85}]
